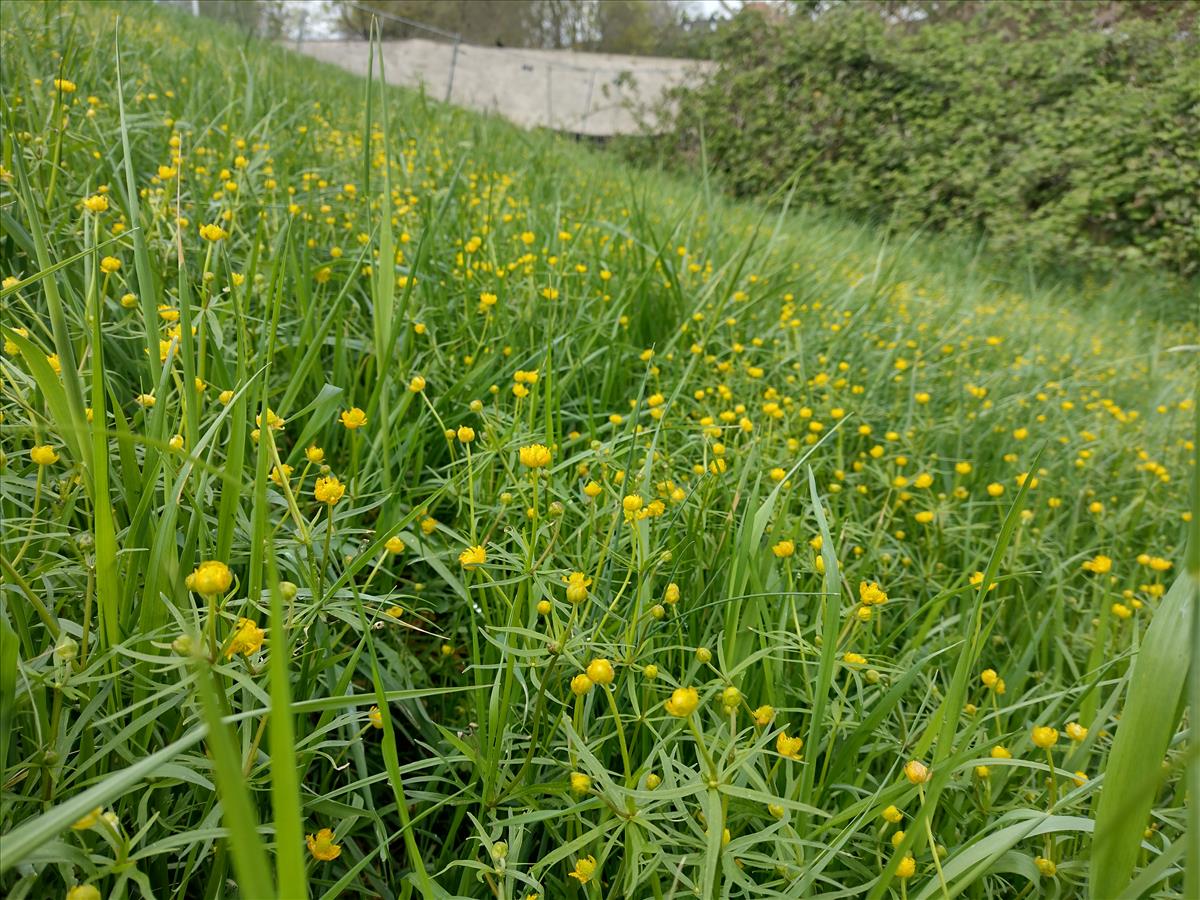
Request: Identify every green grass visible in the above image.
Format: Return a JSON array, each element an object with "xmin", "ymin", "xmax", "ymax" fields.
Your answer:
[{"xmin": 0, "ymin": 2, "xmax": 1196, "ymax": 898}]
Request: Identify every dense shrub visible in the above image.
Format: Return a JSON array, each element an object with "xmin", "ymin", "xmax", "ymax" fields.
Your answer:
[{"xmin": 650, "ymin": 6, "xmax": 1200, "ymax": 274}]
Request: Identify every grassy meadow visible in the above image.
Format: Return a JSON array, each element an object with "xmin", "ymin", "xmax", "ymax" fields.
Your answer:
[{"xmin": 0, "ymin": 2, "xmax": 1197, "ymax": 899}]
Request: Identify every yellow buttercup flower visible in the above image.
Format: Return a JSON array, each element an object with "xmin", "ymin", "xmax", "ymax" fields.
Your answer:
[
  {"xmin": 225, "ymin": 617, "xmax": 264, "ymax": 658},
  {"xmin": 771, "ymin": 539, "xmax": 795, "ymax": 558},
  {"xmin": 314, "ymin": 476, "xmax": 345, "ymax": 505},
  {"xmin": 67, "ymin": 886, "xmax": 101, "ymax": 900},
  {"xmin": 71, "ymin": 807, "xmax": 102, "ymax": 830},
  {"xmin": 306, "ymin": 827, "xmax": 341, "ymax": 861},
  {"xmin": 776, "ymin": 731, "xmax": 803, "ymax": 759},
  {"xmin": 519, "ymin": 443, "xmax": 551, "ymax": 468},
  {"xmin": 199, "ymin": 223, "xmax": 227, "ymax": 242},
  {"xmin": 564, "ymin": 571, "xmax": 591, "ymax": 603},
  {"xmin": 30, "ymin": 444, "xmax": 59, "ymax": 466},
  {"xmin": 665, "ymin": 686, "xmax": 699, "ymax": 717},
  {"xmin": 1031, "ymin": 726, "xmax": 1058, "ymax": 749},
  {"xmin": 459, "ymin": 545, "xmax": 487, "ymax": 569},
  {"xmin": 586, "ymin": 658, "xmax": 614, "ymax": 686},
  {"xmin": 82, "ymin": 194, "xmax": 108, "ymax": 213},
  {"xmin": 903, "ymin": 759, "xmax": 931, "ymax": 784},
  {"xmin": 340, "ymin": 407, "xmax": 367, "ymax": 429},
  {"xmin": 1082, "ymin": 554, "xmax": 1112, "ymax": 574},
  {"xmin": 568, "ymin": 855, "xmax": 597, "ymax": 884},
  {"xmin": 385, "ymin": 536, "xmax": 406, "ymax": 554},
  {"xmin": 186, "ymin": 560, "xmax": 232, "ymax": 596}
]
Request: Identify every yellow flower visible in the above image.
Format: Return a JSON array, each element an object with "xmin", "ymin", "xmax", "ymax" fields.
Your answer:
[
  {"xmin": 986, "ymin": 482, "xmax": 1004, "ymax": 497},
  {"xmin": 368, "ymin": 706, "xmax": 383, "ymax": 729},
  {"xmin": 54, "ymin": 78, "xmax": 77, "ymax": 93},
  {"xmin": 771, "ymin": 539, "xmax": 795, "ymax": 558},
  {"xmin": 218, "ymin": 389, "xmax": 234, "ymax": 405},
  {"xmin": 136, "ymin": 392, "xmax": 155, "ymax": 407},
  {"xmin": 519, "ymin": 443, "xmax": 552, "ymax": 468},
  {"xmin": 1082, "ymin": 554, "xmax": 1112, "ymax": 575},
  {"xmin": 30, "ymin": 444, "xmax": 59, "ymax": 466},
  {"xmin": 82, "ymin": 194, "xmax": 108, "ymax": 213},
  {"xmin": 586, "ymin": 658, "xmax": 614, "ymax": 686},
  {"xmin": 408, "ymin": 374, "xmax": 426, "ymax": 393},
  {"xmin": 980, "ymin": 668, "xmax": 999, "ymax": 688},
  {"xmin": 305, "ymin": 445, "xmax": 324, "ymax": 463},
  {"xmin": 570, "ymin": 673, "xmax": 593, "ymax": 695},
  {"xmin": 882, "ymin": 805, "xmax": 903, "ymax": 824},
  {"xmin": 622, "ymin": 494, "xmax": 643, "ymax": 516},
  {"xmin": 99, "ymin": 256, "xmax": 121, "ymax": 274},
  {"xmin": 71, "ymin": 807, "xmax": 102, "ymax": 830},
  {"xmin": 564, "ymin": 571, "xmax": 591, "ymax": 603},
  {"xmin": 569, "ymin": 855, "xmax": 597, "ymax": 884},
  {"xmin": 1031, "ymin": 726, "xmax": 1058, "ymax": 749},
  {"xmin": 583, "ymin": 480, "xmax": 602, "ymax": 498},
  {"xmin": 1034, "ymin": 856, "xmax": 1056, "ymax": 877},
  {"xmin": 1065, "ymin": 721, "xmax": 1088, "ymax": 742},
  {"xmin": 903, "ymin": 759, "xmax": 931, "ymax": 784},
  {"xmin": 859, "ymin": 581, "xmax": 888, "ymax": 605},
  {"xmin": 569, "ymin": 772, "xmax": 591, "ymax": 795},
  {"xmin": 306, "ymin": 827, "xmax": 342, "ymax": 861},
  {"xmin": 314, "ymin": 476, "xmax": 345, "ymax": 505},
  {"xmin": 665, "ymin": 686, "xmax": 699, "ymax": 717},
  {"xmin": 896, "ymin": 855, "xmax": 916, "ymax": 879},
  {"xmin": 776, "ymin": 731, "xmax": 804, "ymax": 759},
  {"xmin": 186, "ymin": 560, "xmax": 232, "ymax": 596},
  {"xmin": 456, "ymin": 425, "xmax": 475, "ymax": 443},
  {"xmin": 67, "ymin": 886, "xmax": 101, "ymax": 900},
  {"xmin": 664, "ymin": 582, "xmax": 680, "ymax": 604},
  {"xmin": 225, "ymin": 617, "xmax": 264, "ymax": 658},
  {"xmin": 340, "ymin": 407, "xmax": 367, "ymax": 429},
  {"xmin": 385, "ymin": 536, "xmax": 406, "ymax": 554},
  {"xmin": 199, "ymin": 223, "xmax": 227, "ymax": 242},
  {"xmin": 459, "ymin": 545, "xmax": 487, "ymax": 569},
  {"xmin": 752, "ymin": 704, "xmax": 774, "ymax": 726}
]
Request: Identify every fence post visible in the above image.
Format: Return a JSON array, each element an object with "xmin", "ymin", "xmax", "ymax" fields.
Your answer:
[
  {"xmin": 581, "ymin": 70, "xmax": 596, "ymax": 132},
  {"xmin": 445, "ymin": 37, "xmax": 460, "ymax": 103}
]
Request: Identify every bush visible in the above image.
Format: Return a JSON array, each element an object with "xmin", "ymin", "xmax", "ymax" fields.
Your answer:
[{"xmin": 650, "ymin": 6, "xmax": 1200, "ymax": 275}]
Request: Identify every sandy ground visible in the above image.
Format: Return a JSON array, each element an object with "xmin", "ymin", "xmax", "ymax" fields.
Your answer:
[{"xmin": 291, "ymin": 38, "xmax": 712, "ymax": 136}]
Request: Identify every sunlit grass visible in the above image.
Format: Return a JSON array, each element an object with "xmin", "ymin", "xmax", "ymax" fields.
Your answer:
[{"xmin": 0, "ymin": 2, "xmax": 1196, "ymax": 899}]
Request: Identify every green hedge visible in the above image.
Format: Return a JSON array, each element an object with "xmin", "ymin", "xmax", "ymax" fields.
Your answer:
[{"xmin": 651, "ymin": 8, "xmax": 1200, "ymax": 275}]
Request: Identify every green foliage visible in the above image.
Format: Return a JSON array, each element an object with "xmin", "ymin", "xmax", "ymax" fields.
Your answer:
[
  {"xmin": 651, "ymin": 6, "xmax": 1200, "ymax": 275},
  {"xmin": 0, "ymin": 1, "xmax": 1195, "ymax": 898}
]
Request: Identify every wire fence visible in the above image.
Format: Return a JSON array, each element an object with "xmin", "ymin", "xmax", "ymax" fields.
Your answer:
[{"xmin": 156, "ymin": 0, "xmax": 710, "ymax": 136}]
